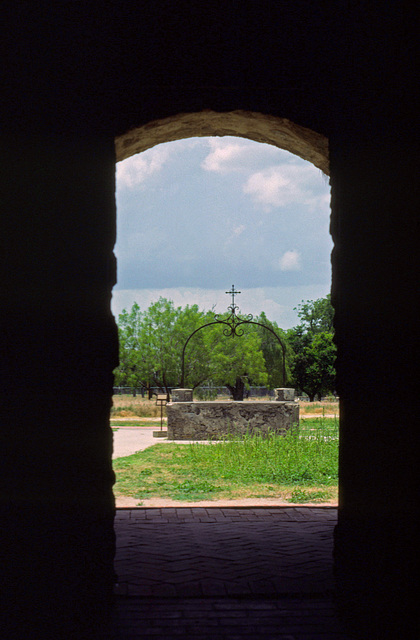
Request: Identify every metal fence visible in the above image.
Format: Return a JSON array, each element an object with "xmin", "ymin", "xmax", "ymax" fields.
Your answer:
[
  {"xmin": 112, "ymin": 387, "xmax": 338, "ymax": 401},
  {"xmin": 113, "ymin": 387, "xmax": 159, "ymax": 397},
  {"xmin": 113, "ymin": 386, "xmax": 276, "ymax": 398}
]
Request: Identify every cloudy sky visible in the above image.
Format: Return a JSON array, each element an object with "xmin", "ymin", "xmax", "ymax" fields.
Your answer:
[{"xmin": 113, "ymin": 137, "xmax": 332, "ymax": 329}]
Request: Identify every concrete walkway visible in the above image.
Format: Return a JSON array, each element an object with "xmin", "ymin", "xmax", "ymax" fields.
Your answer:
[
  {"xmin": 112, "ymin": 426, "xmax": 160, "ymax": 459},
  {"xmin": 113, "ymin": 507, "xmax": 356, "ymax": 639}
]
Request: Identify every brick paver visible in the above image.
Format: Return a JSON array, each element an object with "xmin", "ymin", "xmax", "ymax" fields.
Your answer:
[
  {"xmin": 114, "ymin": 596, "xmax": 355, "ymax": 639},
  {"xmin": 113, "ymin": 507, "xmax": 357, "ymax": 639}
]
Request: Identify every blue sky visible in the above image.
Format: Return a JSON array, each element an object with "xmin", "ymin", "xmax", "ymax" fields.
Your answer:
[{"xmin": 113, "ymin": 137, "xmax": 332, "ymax": 329}]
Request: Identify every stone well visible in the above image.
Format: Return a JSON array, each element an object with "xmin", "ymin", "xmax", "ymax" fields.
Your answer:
[{"xmin": 166, "ymin": 389, "xmax": 299, "ymax": 440}]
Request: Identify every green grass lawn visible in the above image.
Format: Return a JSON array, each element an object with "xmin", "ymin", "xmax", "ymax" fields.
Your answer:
[{"xmin": 113, "ymin": 418, "xmax": 338, "ymax": 503}]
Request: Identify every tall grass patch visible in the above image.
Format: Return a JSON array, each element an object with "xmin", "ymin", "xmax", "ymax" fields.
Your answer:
[{"xmin": 185, "ymin": 418, "xmax": 338, "ymax": 485}]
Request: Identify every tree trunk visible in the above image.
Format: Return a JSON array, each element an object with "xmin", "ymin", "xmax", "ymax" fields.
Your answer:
[{"xmin": 226, "ymin": 377, "xmax": 245, "ymax": 401}]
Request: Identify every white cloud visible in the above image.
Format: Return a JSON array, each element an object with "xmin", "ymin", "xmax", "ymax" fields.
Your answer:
[
  {"xmin": 243, "ymin": 163, "xmax": 326, "ymax": 210},
  {"xmin": 243, "ymin": 165, "xmax": 308, "ymax": 207},
  {"xmin": 277, "ymin": 250, "xmax": 302, "ymax": 271},
  {"xmin": 201, "ymin": 137, "xmax": 280, "ymax": 174},
  {"xmin": 201, "ymin": 139, "xmax": 250, "ymax": 173},
  {"xmin": 116, "ymin": 146, "xmax": 171, "ymax": 188}
]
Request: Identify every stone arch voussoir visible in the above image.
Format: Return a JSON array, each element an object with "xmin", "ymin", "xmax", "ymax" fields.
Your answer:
[{"xmin": 115, "ymin": 110, "xmax": 329, "ymax": 175}]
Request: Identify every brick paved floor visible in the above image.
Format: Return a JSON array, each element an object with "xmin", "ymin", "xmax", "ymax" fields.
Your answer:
[{"xmin": 113, "ymin": 507, "xmax": 358, "ymax": 639}]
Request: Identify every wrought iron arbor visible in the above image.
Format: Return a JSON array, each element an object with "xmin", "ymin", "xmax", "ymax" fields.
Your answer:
[{"xmin": 180, "ymin": 286, "xmax": 287, "ymax": 388}]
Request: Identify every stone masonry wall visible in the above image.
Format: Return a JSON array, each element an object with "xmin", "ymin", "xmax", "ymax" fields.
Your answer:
[{"xmin": 167, "ymin": 401, "xmax": 299, "ymax": 440}]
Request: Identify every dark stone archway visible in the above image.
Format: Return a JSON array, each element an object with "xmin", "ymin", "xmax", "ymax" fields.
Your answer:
[
  {"xmin": 1, "ymin": 4, "xmax": 417, "ymax": 638},
  {"xmin": 115, "ymin": 110, "xmax": 329, "ymax": 175}
]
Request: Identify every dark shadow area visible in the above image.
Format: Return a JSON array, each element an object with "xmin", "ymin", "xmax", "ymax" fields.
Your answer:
[
  {"xmin": 114, "ymin": 507, "xmax": 336, "ymax": 597},
  {"xmin": 113, "ymin": 507, "xmax": 355, "ymax": 639}
]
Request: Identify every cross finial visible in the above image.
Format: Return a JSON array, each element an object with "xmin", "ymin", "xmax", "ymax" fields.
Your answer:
[{"xmin": 226, "ymin": 284, "xmax": 241, "ymax": 310}]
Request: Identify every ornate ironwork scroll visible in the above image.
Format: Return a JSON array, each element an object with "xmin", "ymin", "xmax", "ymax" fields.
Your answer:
[{"xmin": 180, "ymin": 285, "xmax": 286, "ymax": 387}]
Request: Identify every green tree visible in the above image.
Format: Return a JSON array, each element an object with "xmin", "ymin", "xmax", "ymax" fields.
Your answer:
[
  {"xmin": 288, "ymin": 295, "xmax": 336, "ymax": 401},
  {"xmin": 177, "ymin": 306, "xmax": 212, "ymax": 390},
  {"xmin": 115, "ymin": 299, "xmax": 287, "ymax": 401},
  {"xmin": 114, "ymin": 298, "xmax": 208, "ymax": 396},
  {"xmin": 290, "ymin": 331, "xmax": 336, "ymax": 401},
  {"xmin": 294, "ymin": 294, "xmax": 334, "ymax": 334},
  {"xmin": 203, "ymin": 318, "xmax": 268, "ymax": 400},
  {"xmin": 254, "ymin": 312, "xmax": 292, "ymax": 388},
  {"xmin": 114, "ymin": 302, "xmax": 145, "ymax": 394}
]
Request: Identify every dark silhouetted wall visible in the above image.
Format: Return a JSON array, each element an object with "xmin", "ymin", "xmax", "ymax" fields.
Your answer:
[{"xmin": 1, "ymin": 3, "xmax": 418, "ymax": 638}]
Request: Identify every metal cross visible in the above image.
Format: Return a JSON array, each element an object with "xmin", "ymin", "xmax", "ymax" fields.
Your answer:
[{"xmin": 226, "ymin": 285, "xmax": 241, "ymax": 313}]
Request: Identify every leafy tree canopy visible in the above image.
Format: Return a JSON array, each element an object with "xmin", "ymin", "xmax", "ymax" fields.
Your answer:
[
  {"xmin": 114, "ymin": 295, "xmax": 336, "ymax": 402},
  {"xmin": 114, "ymin": 298, "xmax": 288, "ymax": 399},
  {"xmin": 287, "ymin": 295, "xmax": 336, "ymax": 401},
  {"xmin": 294, "ymin": 293, "xmax": 334, "ymax": 335},
  {"xmin": 253, "ymin": 312, "xmax": 292, "ymax": 389},
  {"xmin": 202, "ymin": 317, "xmax": 268, "ymax": 400},
  {"xmin": 290, "ymin": 331, "xmax": 337, "ymax": 402},
  {"xmin": 114, "ymin": 298, "xmax": 207, "ymax": 396}
]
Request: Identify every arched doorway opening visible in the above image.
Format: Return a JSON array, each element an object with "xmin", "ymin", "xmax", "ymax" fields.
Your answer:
[
  {"xmin": 114, "ymin": 111, "xmax": 331, "ymax": 410},
  {"xmin": 112, "ymin": 108, "xmax": 336, "ymax": 503}
]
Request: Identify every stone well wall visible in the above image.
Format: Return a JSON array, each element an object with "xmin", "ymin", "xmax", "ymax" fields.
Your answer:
[{"xmin": 167, "ymin": 401, "xmax": 299, "ymax": 440}]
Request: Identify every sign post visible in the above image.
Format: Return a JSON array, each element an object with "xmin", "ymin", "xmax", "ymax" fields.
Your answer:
[{"xmin": 153, "ymin": 394, "xmax": 168, "ymax": 438}]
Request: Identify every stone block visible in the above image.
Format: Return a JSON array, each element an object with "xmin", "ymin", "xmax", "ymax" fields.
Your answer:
[
  {"xmin": 274, "ymin": 388, "xmax": 295, "ymax": 401},
  {"xmin": 171, "ymin": 388, "xmax": 193, "ymax": 402},
  {"xmin": 166, "ymin": 401, "xmax": 299, "ymax": 440}
]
